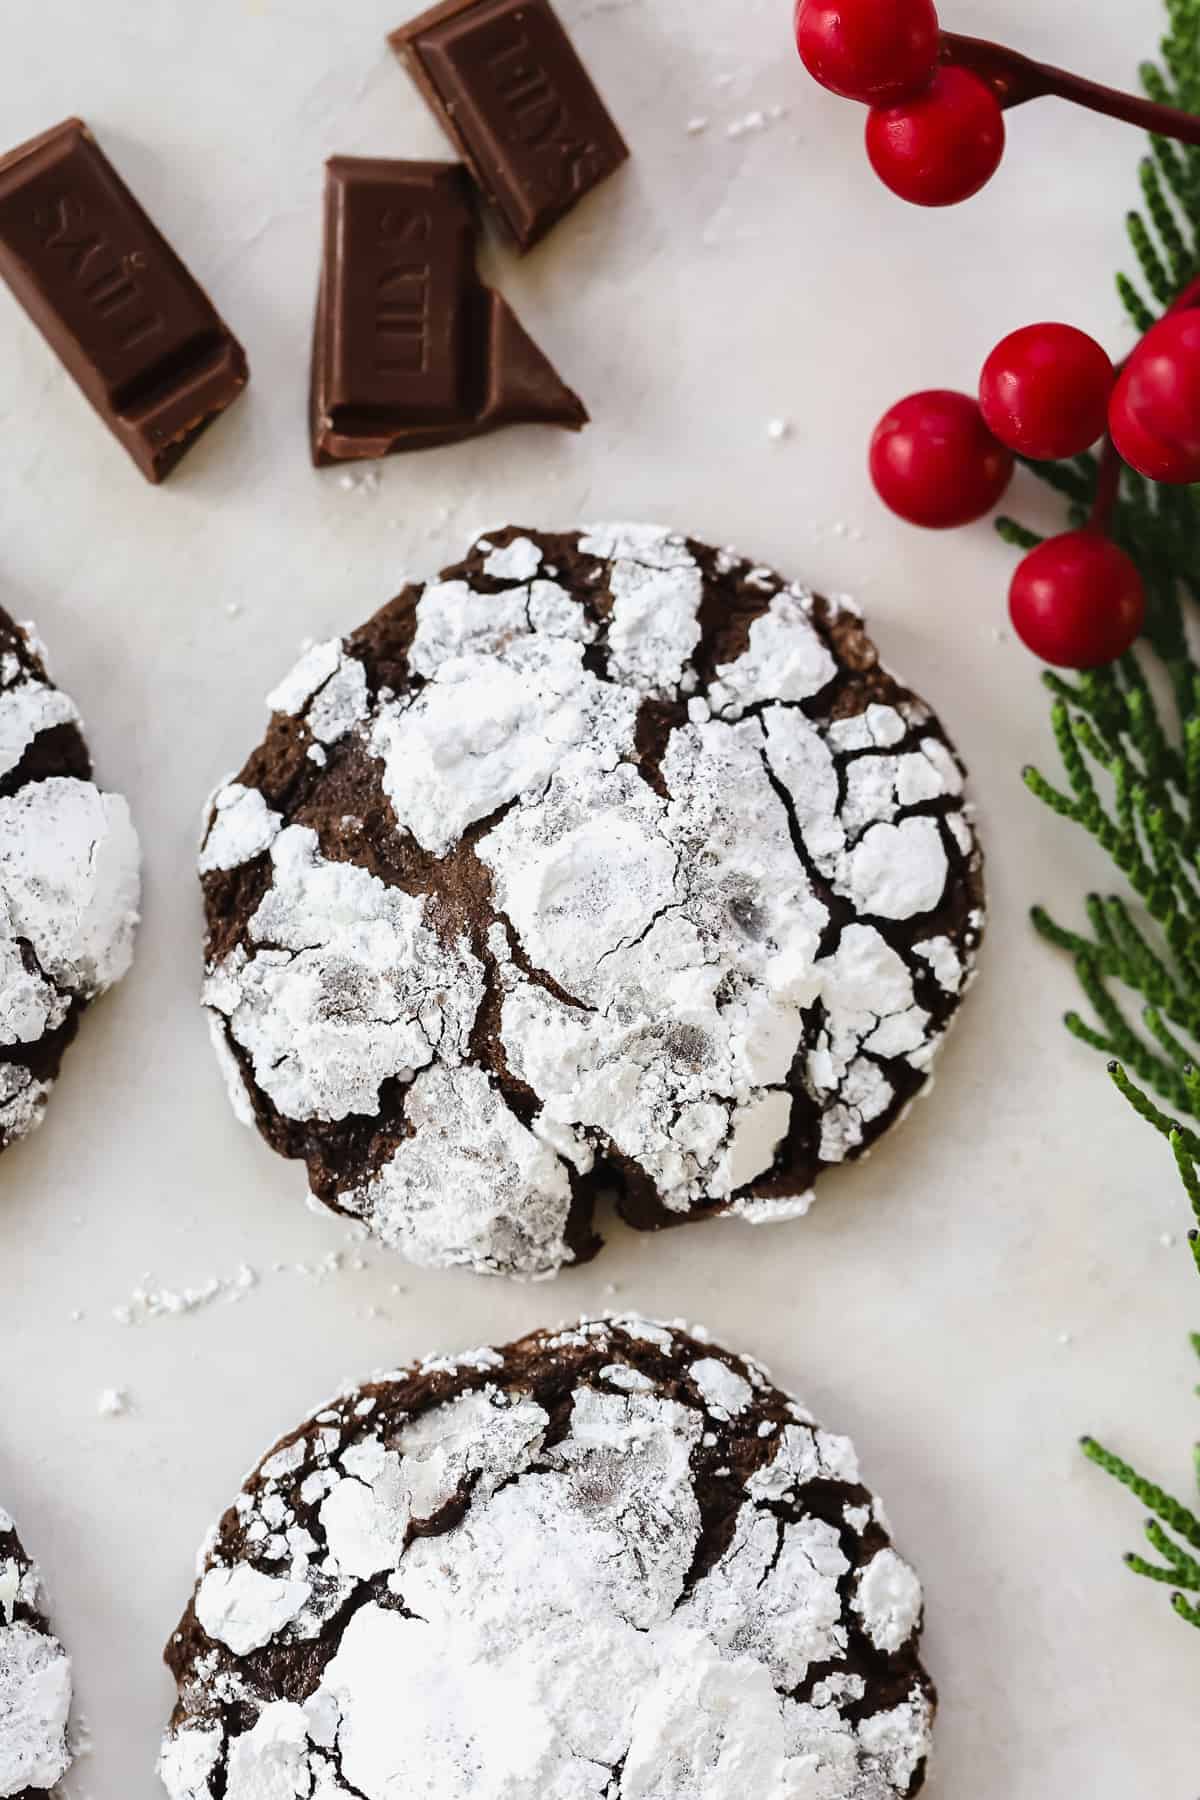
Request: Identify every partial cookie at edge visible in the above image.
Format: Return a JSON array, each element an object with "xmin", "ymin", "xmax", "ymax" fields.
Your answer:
[
  {"xmin": 0, "ymin": 1510, "xmax": 73, "ymax": 1799},
  {"xmin": 0, "ymin": 608, "xmax": 141, "ymax": 1153},
  {"xmin": 160, "ymin": 1315, "xmax": 935, "ymax": 1800}
]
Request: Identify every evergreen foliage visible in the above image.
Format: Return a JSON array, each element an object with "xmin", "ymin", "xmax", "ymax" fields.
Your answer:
[
  {"xmin": 999, "ymin": 0, "xmax": 1200, "ymax": 1113},
  {"xmin": 997, "ymin": 3, "xmax": 1200, "ymax": 1628},
  {"xmin": 1081, "ymin": 1065, "xmax": 1200, "ymax": 1628}
]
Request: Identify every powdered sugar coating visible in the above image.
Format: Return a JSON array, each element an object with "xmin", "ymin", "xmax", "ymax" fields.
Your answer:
[
  {"xmin": 0, "ymin": 1513, "xmax": 72, "ymax": 1796},
  {"xmin": 198, "ymin": 785, "xmax": 281, "ymax": 876},
  {"xmin": 371, "ymin": 636, "xmax": 639, "ymax": 858},
  {"xmin": 200, "ymin": 528, "xmax": 983, "ymax": 1276},
  {"xmin": 0, "ymin": 667, "xmax": 79, "ymax": 781},
  {"xmin": 853, "ymin": 1550, "xmax": 925, "ymax": 1655},
  {"xmin": 351, "ymin": 1063, "xmax": 575, "ymax": 1277},
  {"xmin": 203, "ymin": 826, "xmax": 483, "ymax": 1125},
  {"xmin": 1, "ymin": 781, "xmax": 140, "ymax": 995},
  {"xmin": 0, "ymin": 612, "xmax": 141, "ymax": 1152},
  {"xmin": 160, "ymin": 1318, "xmax": 934, "ymax": 1800}
]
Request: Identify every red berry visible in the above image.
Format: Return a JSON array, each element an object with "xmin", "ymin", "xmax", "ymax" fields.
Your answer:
[
  {"xmin": 1109, "ymin": 310, "xmax": 1200, "ymax": 480},
  {"xmin": 979, "ymin": 323, "xmax": 1114, "ymax": 460},
  {"xmin": 1009, "ymin": 531, "xmax": 1145, "ymax": 669},
  {"xmin": 795, "ymin": 0, "xmax": 940, "ymax": 106},
  {"xmin": 866, "ymin": 65, "xmax": 1005, "ymax": 207},
  {"xmin": 1109, "ymin": 368, "xmax": 1200, "ymax": 483},
  {"xmin": 870, "ymin": 390, "xmax": 1014, "ymax": 529}
]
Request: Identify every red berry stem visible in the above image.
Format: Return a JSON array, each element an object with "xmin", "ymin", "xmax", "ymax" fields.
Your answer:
[
  {"xmin": 1089, "ymin": 437, "xmax": 1124, "ymax": 532},
  {"xmin": 941, "ymin": 31, "xmax": 1200, "ymax": 146}
]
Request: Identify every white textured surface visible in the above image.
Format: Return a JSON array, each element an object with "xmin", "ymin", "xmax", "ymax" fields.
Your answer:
[
  {"xmin": 0, "ymin": 0, "xmax": 1194, "ymax": 1795},
  {"xmin": 0, "ymin": 1533, "xmax": 72, "ymax": 1800},
  {"xmin": 0, "ymin": 624, "xmax": 142, "ymax": 1146},
  {"xmin": 0, "ymin": 1622, "xmax": 72, "ymax": 1797},
  {"xmin": 160, "ymin": 1320, "xmax": 932, "ymax": 1799},
  {"xmin": 205, "ymin": 523, "xmax": 977, "ymax": 1278}
]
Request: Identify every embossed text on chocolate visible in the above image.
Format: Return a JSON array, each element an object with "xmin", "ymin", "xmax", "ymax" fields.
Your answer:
[
  {"xmin": 34, "ymin": 193, "xmax": 163, "ymax": 352},
  {"xmin": 374, "ymin": 207, "xmax": 431, "ymax": 375},
  {"xmin": 484, "ymin": 30, "xmax": 601, "ymax": 191},
  {"xmin": 0, "ymin": 118, "xmax": 248, "ymax": 481},
  {"xmin": 393, "ymin": 0, "xmax": 629, "ymax": 251}
]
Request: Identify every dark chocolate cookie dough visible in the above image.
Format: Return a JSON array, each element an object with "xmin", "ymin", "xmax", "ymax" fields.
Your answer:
[
  {"xmin": 160, "ymin": 1316, "xmax": 935, "ymax": 1799},
  {"xmin": 0, "ymin": 1510, "xmax": 72, "ymax": 1797},
  {"xmin": 200, "ymin": 526, "xmax": 984, "ymax": 1277},
  {"xmin": 0, "ymin": 609, "xmax": 141, "ymax": 1152}
]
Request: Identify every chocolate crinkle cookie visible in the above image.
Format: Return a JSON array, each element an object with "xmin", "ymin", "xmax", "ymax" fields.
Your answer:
[
  {"xmin": 200, "ymin": 525, "xmax": 984, "ymax": 1277},
  {"xmin": 0, "ymin": 1510, "xmax": 72, "ymax": 1798},
  {"xmin": 0, "ymin": 609, "xmax": 141, "ymax": 1153},
  {"xmin": 160, "ymin": 1315, "xmax": 935, "ymax": 1800}
]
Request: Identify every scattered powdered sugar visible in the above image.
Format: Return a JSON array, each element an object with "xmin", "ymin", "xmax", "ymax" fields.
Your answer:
[
  {"xmin": 201, "ymin": 527, "xmax": 982, "ymax": 1275},
  {"xmin": 103, "ymin": 1244, "xmax": 422, "ymax": 1339},
  {"xmin": 0, "ymin": 617, "xmax": 141, "ymax": 1151},
  {"xmin": 0, "ymin": 1516, "xmax": 73, "ymax": 1796},
  {"xmin": 160, "ymin": 1318, "xmax": 934, "ymax": 1800},
  {"xmin": 726, "ymin": 107, "xmax": 786, "ymax": 139},
  {"xmin": 111, "ymin": 1264, "xmax": 260, "ymax": 1326}
]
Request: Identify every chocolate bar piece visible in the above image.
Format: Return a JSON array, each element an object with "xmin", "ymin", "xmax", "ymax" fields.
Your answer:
[
  {"xmin": 0, "ymin": 119, "xmax": 248, "ymax": 484},
  {"xmin": 310, "ymin": 157, "xmax": 587, "ymax": 464},
  {"xmin": 390, "ymin": 0, "xmax": 628, "ymax": 252}
]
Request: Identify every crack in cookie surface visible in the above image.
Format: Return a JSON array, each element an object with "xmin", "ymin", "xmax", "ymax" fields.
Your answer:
[
  {"xmin": 200, "ymin": 528, "xmax": 984, "ymax": 1276},
  {"xmin": 0, "ymin": 610, "xmax": 141, "ymax": 1152},
  {"xmin": 160, "ymin": 1317, "xmax": 934, "ymax": 1800}
]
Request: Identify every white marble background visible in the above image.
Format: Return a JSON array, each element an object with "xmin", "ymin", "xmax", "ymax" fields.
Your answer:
[{"xmin": 0, "ymin": 0, "xmax": 1195, "ymax": 1792}]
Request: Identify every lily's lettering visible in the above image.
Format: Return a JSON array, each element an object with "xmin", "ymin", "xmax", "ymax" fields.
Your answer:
[
  {"xmin": 374, "ymin": 207, "xmax": 431, "ymax": 375},
  {"xmin": 486, "ymin": 32, "xmax": 598, "ymax": 190},
  {"xmin": 36, "ymin": 194, "xmax": 163, "ymax": 351}
]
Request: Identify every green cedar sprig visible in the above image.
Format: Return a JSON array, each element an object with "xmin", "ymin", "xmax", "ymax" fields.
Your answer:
[
  {"xmin": 999, "ymin": 0, "xmax": 1200, "ymax": 1113},
  {"xmin": 997, "ymin": 1, "xmax": 1200, "ymax": 1631},
  {"xmin": 1081, "ymin": 1064, "xmax": 1200, "ymax": 1626}
]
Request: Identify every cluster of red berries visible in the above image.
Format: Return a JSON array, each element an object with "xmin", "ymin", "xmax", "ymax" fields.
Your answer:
[
  {"xmin": 793, "ymin": 0, "xmax": 1200, "ymax": 670},
  {"xmin": 794, "ymin": 0, "xmax": 1005, "ymax": 207},
  {"xmin": 868, "ymin": 306, "xmax": 1200, "ymax": 668}
]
